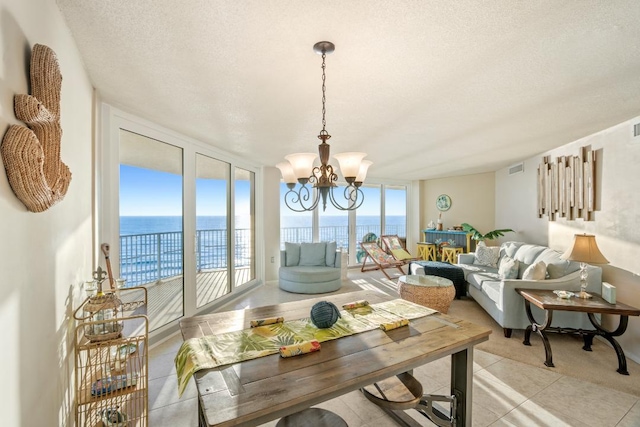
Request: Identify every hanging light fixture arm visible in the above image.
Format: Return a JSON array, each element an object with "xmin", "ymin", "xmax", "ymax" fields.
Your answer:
[{"xmin": 282, "ymin": 183, "xmax": 321, "ymax": 212}]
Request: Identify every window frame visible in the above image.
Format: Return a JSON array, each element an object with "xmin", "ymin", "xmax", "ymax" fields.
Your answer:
[
  {"xmin": 279, "ymin": 180, "xmax": 413, "ymax": 266},
  {"xmin": 98, "ymin": 104, "xmax": 263, "ymax": 338}
]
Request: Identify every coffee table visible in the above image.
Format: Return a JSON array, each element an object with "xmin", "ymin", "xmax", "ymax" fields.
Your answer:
[
  {"xmin": 397, "ymin": 274, "xmax": 456, "ymax": 313},
  {"xmin": 179, "ymin": 290, "xmax": 491, "ymax": 426},
  {"xmin": 516, "ymin": 288, "xmax": 640, "ymax": 375}
]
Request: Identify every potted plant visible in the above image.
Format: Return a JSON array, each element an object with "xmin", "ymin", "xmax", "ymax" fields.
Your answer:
[{"xmin": 461, "ymin": 223, "xmax": 514, "ymax": 244}]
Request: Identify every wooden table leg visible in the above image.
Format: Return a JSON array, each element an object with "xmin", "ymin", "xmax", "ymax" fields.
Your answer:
[{"xmin": 522, "ymin": 300, "xmax": 555, "ymax": 368}]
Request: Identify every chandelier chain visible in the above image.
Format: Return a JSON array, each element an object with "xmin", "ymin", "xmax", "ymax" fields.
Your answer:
[{"xmin": 321, "ymin": 51, "xmax": 327, "ymax": 133}]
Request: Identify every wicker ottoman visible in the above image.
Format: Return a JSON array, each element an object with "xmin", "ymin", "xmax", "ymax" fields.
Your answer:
[
  {"xmin": 397, "ymin": 275, "xmax": 456, "ymax": 313},
  {"xmin": 408, "ymin": 261, "xmax": 467, "ymax": 298}
]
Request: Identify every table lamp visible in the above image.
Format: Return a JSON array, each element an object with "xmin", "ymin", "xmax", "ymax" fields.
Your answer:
[{"xmin": 561, "ymin": 234, "xmax": 609, "ymax": 298}]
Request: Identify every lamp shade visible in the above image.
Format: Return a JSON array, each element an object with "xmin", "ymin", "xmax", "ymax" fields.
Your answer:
[
  {"xmin": 284, "ymin": 153, "xmax": 317, "ymax": 179},
  {"xmin": 276, "ymin": 162, "xmax": 297, "ymax": 184},
  {"xmin": 561, "ymin": 234, "xmax": 609, "ymax": 264},
  {"xmin": 332, "ymin": 152, "xmax": 367, "ymax": 179},
  {"xmin": 356, "ymin": 160, "xmax": 373, "ymax": 182}
]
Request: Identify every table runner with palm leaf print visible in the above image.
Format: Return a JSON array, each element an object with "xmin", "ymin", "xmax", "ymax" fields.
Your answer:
[{"xmin": 175, "ymin": 299, "xmax": 436, "ymax": 396}]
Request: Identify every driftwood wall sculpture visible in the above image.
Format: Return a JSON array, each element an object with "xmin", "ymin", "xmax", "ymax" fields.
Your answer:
[
  {"xmin": 537, "ymin": 146, "xmax": 595, "ymax": 221},
  {"xmin": 1, "ymin": 44, "xmax": 72, "ymax": 212}
]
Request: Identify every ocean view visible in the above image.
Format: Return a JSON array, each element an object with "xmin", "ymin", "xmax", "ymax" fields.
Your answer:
[{"xmin": 120, "ymin": 215, "xmax": 406, "ymax": 235}]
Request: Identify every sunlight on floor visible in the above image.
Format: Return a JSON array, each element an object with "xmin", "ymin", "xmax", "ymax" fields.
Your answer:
[{"xmin": 147, "ymin": 271, "xmax": 640, "ymax": 427}]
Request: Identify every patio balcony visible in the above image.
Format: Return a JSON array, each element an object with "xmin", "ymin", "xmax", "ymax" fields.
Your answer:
[{"xmin": 119, "ymin": 224, "xmax": 404, "ymax": 330}]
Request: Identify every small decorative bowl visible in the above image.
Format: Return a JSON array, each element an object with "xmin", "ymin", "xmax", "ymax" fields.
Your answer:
[{"xmin": 553, "ymin": 290, "xmax": 574, "ymax": 299}]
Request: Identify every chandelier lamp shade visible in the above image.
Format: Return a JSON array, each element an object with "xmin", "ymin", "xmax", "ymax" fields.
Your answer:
[
  {"xmin": 277, "ymin": 41, "xmax": 371, "ymax": 212},
  {"xmin": 561, "ymin": 233, "xmax": 609, "ymax": 299}
]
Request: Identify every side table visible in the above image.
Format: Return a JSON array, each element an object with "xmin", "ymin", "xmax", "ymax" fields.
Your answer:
[
  {"xmin": 516, "ymin": 288, "xmax": 640, "ymax": 375},
  {"xmin": 397, "ymin": 275, "xmax": 455, "ymax": 313}
]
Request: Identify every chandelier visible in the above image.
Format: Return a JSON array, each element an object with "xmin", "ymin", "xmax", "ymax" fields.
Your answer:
[{"xmin": 277, "ymin": 41, "xmax": 371, "ymax": 212}]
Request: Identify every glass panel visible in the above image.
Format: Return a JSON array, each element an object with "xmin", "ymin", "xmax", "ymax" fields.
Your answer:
[
  {"xmin": 385, "ymin": 185, "xmax": 407, "ymax": 237},
  {"xmin": 234, "ymin": 168, "xmax": 255, "ymax": 286},
  {"xmin": 355, "ymin": 185, "xmax": 382, "ymax": 264},
  {"xmin": 119, "ymin": 130, "xmax": 183, "ymax": 331},
  {"xmin": 319, "ymin": 194, "xmax": 349, "ymax": 250},
  {"xmin": 196, "ymin": 154, "xmax": 230, "ymax": 308},
  {"xmin": 280, "ymin": 183, "xmax": 313, "ymax": 246}
]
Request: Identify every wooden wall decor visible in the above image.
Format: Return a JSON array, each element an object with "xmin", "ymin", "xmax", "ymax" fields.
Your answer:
[
  {"xmin": 1, "ymin": 44, "xmax": 72, "ymax": 212},
  {"xmin": 537, "ymin": 146, "xmax": 595, "ymax": 221}
]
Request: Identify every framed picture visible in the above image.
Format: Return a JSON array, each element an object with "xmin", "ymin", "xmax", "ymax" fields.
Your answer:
[{"xmin": 436, "ymin": 194, "xmax": 451, "ymax": 211}]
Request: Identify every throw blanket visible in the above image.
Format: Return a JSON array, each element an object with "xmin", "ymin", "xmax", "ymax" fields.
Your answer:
[{"xmin": 175, "ymin": 299, "xmax": 435, "ymax": 396}]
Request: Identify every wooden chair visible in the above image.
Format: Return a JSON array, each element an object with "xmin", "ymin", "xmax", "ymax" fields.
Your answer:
[
  {"xmin": 380, "ymin": 235, "xmax": 419, "ymax": 265},
  {"xmin": 360, "ymin": 241, "xmax": 406, "ymax": 279}
]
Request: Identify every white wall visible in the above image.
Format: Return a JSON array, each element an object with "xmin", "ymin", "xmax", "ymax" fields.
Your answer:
[
  {"xmin": 496, "ymin": 115, "xmax": 640, "ymax": 362},
  {"xmin": 263, "ymin": 166, "xmax": 281, "ymax": 281},
  {"xmin": 0, "ymin": 0, "xmax": 94, "ymax": 425},
  {"xmin": 420, "ymin": 172, "xmax": 496, "ymax": 242}
]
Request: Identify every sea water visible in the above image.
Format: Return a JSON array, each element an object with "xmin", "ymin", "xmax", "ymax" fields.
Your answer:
[{"xmin": 120, "ymin": 215, "xmax": 406, "ymax": 235}]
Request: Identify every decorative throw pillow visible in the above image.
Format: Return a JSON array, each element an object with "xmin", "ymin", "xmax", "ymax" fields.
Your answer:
[
  {"xmin": 473, "ymin": 245, "xmax": 500, "ymax": 268},
  {"xmin": 299, "ymin": 242, "xmax": 327, "ymax": 266},
  {"xmin": 546, "ymin": 261, "xmax": 580, "ymax": 279},
  {"xmin": 522, "ymin": 261, "xmax": 547, "ymax": 280},
  {"xmin": 517, "ymin": 262, "xmax": 531, "ymax": 279},
  {"xmin": 285, "ymin": 242, "xmax": 301, "ymax": 267},
  {"xmin": 325, "ymin": 241, "xmax": 337, "ymax": 267},
  {"xmin": 498, "ymin": 256, "xmax": 519, "ymax": 279}
]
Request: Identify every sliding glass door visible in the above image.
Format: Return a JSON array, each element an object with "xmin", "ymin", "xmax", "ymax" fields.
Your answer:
[
  {"xmin": 319, "ymin": 197, "xmax": 349, "ymax": 251},
  {"xmin": 385, "ymin": 185, "xmax": 407, "ymax": 236},
  {"xmin": 119, "ymin": 130, "xmax": 184, "ymax": 331},
  {"xmin": 106, "ymin": 106, "xmax": 261, "ymax": 335},
  {"xmin": 195, "ymin": 154, "xmax": 230, "ymax": 308},
  {"xmin": 234, "ymin": 167, "xmax": 255, "ymax": 287}
]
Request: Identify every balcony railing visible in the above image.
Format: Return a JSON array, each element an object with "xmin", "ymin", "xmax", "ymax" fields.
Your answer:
[
  {"xmin": 280, "ymin": 224, "xmax": 405, "ymax": 249},
  {"xmin": 120, "ymin": 229, "xmax": 254, "ymax": 287},
  {"xmin": 120, "ymin": 224, "xmax": 405, "ymax": 287}
]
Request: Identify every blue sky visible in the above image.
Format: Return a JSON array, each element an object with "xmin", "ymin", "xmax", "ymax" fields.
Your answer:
[{"xmin": 120, "ymin": 165, "xmax": 405, "ymax": 216}]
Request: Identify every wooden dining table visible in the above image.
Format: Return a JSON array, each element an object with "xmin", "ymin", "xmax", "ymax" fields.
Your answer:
[{"xmin": 179, "ymin": 290, "xmax": 491, "ymax": 427}]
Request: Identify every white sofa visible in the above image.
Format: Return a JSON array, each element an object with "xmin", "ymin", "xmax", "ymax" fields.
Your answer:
[{"xmin": 457, "ymin": 241, "xmax": 602, "ymax": 337}]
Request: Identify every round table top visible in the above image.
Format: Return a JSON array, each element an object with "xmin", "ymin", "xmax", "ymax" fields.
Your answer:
[
  {"xmin": 276, "ymin": 408, "xmax": 347, "ymax": 427},
  {"xmin": 398, "ymin": 274, "xmax": 453, "ymax": 288}
]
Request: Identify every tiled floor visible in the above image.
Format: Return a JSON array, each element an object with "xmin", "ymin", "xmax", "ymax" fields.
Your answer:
[{"xmin": 147, "ymin": 278, "xmax": 640, "ymax": 427}]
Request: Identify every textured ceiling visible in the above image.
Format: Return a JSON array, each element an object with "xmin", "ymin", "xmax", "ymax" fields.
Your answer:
[{"xmin": 56, "ymin": 0, "xmax": 640, "ymax": 181}]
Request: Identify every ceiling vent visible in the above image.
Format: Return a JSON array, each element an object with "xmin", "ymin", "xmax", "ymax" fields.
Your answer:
[
  {"xmin": 634, "ymin": 123, "xmax": 640, "ymax": 137},
  {"xmin": 508, "ymin": 162, "xmax": 524, "ymax": 175}
]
